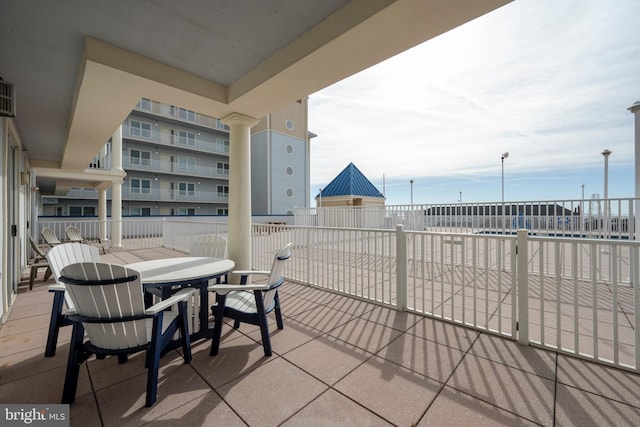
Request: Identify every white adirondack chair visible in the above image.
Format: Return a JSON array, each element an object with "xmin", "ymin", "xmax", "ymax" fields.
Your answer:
[
  {"xmin": 64, "ymin": 225, "xmax": 85, "ymax": 243},
  {"xmin": 27, "ymin": 234, "xmax": 52, "ymax": 289},
  {"xmin": 58, "ymin": 262, "xmax": 194, "ymax": 407},
  {"xmin": 44, "ymin": 243, "xmax": 101, "ymax": 357},
  {"xmin": 209, "ymin": 242, "xmax": 291, "ymax": 357},
  {"xmin": 41, "ymin": 227, "xmax": 62, "ymax": 247},
  {"xmin": 190, "ymin": 234, "xmax": 228, "ymax": 258}
]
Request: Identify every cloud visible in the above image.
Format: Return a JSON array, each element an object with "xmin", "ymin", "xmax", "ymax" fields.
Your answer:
[{"xmin": 309, "ymin": 0, "xmax": 640, "ymax": 200}]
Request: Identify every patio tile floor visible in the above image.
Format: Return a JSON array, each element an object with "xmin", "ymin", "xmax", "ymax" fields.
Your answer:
[{"xmin": 2, "ymin": 247, "xmax": 640, "ymax": 426}]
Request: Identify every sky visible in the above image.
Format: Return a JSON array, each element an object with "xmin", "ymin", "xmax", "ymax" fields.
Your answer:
[{"xmin": 308, "ymin": 0, "xmax": 640, "ymax": 206}]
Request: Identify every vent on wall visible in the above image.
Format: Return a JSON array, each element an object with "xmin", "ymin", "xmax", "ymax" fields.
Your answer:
[{"xmin": 0, "ymin": 78, "xmax": 16, "ymax": 117}]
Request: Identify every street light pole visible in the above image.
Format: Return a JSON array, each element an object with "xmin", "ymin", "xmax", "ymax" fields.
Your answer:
[
  {"xmin": 500, "ymin": 152, "xmax": 509, "ymax": 271},
  {"xmin": 501, "ymin": 152, "xmax": 509, "ymax": 233},
  {"xmin": 410, "ymin": 180, "xmax": 414, "ymax": 206},
  {"xmin": 602, "ymin": 149, "xmax": 612, "ymax": 238}
]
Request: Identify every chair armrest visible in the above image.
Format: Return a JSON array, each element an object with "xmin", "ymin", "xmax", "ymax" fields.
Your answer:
[
  {"xmin": 145, "ymin": 288, "xmax": 196, "ymax": 315},
  {"xmin": 232, "ymin": 270, "xmax": 270, "ymax": 276},
  {"xmin": 207, "ymin": 283, "xmax": 270, "ymax": 295},
  {"xmin": 48, "ymin": 284, "xmax": 66, "ymax": 293}
]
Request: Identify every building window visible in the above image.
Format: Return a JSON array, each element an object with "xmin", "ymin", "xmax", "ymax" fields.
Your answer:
[
  {"xmin": 217, "ymin": 208, "xmax": 228, "ymax": 215},
  {"xmin": 177, "ymin": 130, "xmax": 196, "ymax": 146},
  {"xmin": 130, "ymin": 149, "xmax": 151, "ymax": 166},
  {"xmin": 217, "ymin": 162, "xmax": 229, "ymax": 176},
  {"xmin": 136, "ymin": 98, "xmax": 152, "ymax": 111},
  {"xmin": 285, "ymin": 166, "xmax": 294, "ymax": 176},
  {"xmin": 69, "ymin": 206, "xmax": 95, "ymax": 216},
  {"xmin": 285, "ymin": 119, "xmax": 294, "ymax": 130},
  {"xmin": 286, "ymin": 188, "xmax": 294, "ymax": 198},
  {"xmin": 177, "ymin": 156, "xmax": 196, "ymax": 172},
  {"xmin": 217, "ymin": 185, "xmax": 229, "ymax": 198},
  {"xmin": 130, "ymin": 207, "xmax": 151, "ymax": 216},
  {"xmin": 177, "ymin": 107, "xmax": 196, "ymax": 122},
  {"xmin": 215, "ymin": 118, "xmax": 230, "ymax": 131},
  {"xmin": 130, "ymin": 178, "xmax": 151, "ymax": 194},
  {"xmin": 286, "ymin": 144, "xmax": 294, "ymax": 154},
  {"xmin": 177, "ymin": 207, "xmax": 196, "ymax": 215},
  {"xmin": 215, "ymin": 138, "xmax": 230, "ymax": 153},
  {"xmin": 130, "ymin": 120, "xmax": 151, "ymax": 138},
  {"xmin": 178, "ymin": 182, "xmax": 195, "ymax": 196}
]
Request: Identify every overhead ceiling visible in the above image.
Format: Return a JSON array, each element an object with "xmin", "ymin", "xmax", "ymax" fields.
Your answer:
[{"xmin": 0, "ymin": 0, "xmax": 510, "ymax": 192}]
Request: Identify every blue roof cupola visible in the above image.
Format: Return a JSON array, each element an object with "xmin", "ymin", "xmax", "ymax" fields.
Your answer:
[{"xmin": 318, "ymin": 163, "xmax": 384, "ymax": 198}]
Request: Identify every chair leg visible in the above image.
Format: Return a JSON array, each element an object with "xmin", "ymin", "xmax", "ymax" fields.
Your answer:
[
  {"xmin": 255, "ymin": 291, "xmax": 272, "ymax": 357},
  {"xmin": 44, "ymin": 266, "xmax": 52, "ymax": 281},
  {"xmin": 210, "ymin": 293, "xmax": 227, "ymax": 356},
  {"xmin": 29, "ymin": 266, "xmax": 37, "ymax": 290},
  {"xmin": 274, "ymin": 292, "xmax": 284, "ymax": 330},
  {"xmin": 45, "ymin": 291, "xmax": 66, "ymax": 357},
  {"xmin": 61, "ymin": 322, "xmax": 85, "ymax": 404},
  {"xmin": 146, "ymin": 314, "xmax": 163, "ymax": 407},
  {"xmin": 178, "ymin": 300, "xmax": 192, "ymax": 363}
]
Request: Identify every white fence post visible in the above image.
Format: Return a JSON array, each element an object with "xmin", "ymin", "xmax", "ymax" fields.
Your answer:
[
  {"xmin": 517, "ymin": 229, "xmax": 529, "ymax": 345},
  {"xmin": 396, "ymin": 224, "xmax": 407, "ymax": 311}
]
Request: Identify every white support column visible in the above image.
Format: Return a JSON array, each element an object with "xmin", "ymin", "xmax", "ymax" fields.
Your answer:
[
  {"xmin": 98, "ymin": 188, "xmax": 107, "ymax": 242},
  {"xmin": 628, "ymin": 101, "xmax": 640, "ymax": 241},
  {"xmin": 111, "ymin": 126, "xmax": 124, "ymax": 248},
  {"xmin": 223, "ymin": 113, "xmax": 259, "ymax": 282}
]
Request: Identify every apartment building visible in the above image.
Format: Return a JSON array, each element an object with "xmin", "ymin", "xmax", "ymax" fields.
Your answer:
[{"xmin": 43, "ymin": 98, "xmax": 311, "ymax": 217}]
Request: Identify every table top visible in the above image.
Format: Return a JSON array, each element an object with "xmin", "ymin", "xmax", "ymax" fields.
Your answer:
[{"xmin": 126, "ymin": 256, "xmax": 234, "ymax": 285}]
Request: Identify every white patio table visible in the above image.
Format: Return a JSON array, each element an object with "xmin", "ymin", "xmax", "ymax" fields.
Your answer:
[{"xmin": 126, "ymin": 257, "xmax": 234, "ymax": 341}]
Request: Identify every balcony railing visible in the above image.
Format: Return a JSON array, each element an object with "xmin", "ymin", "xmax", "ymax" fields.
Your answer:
[
  {"xmin": 121, "ymin": 187, "xmax": 228, "ymax": 203},
  {"xmin": 133, "ymin": 99, "xmax": 230, "ymax": 131},
  {"xmin": 295, "ymin": 198, "xmax": 639, "ymax": 240},
  {"xmin": 35, "ymin": 217, "xmax": 640, "ymax": 373},
  {"xmin": 122, "ymin": 126, "xmax": 230, "ymax": 156},
  {"xmin": 122, "ymin": 154, "xmax": 229, "ymax": 180}
]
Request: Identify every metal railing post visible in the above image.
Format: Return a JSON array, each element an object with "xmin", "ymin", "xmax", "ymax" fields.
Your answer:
[
  {"xmin": 396, "ymin": 224, "xmax": 407, "ymax": 311},
  {"xmin": 517, "ymin": 229, "xmax": 529, "ymax": 345}
]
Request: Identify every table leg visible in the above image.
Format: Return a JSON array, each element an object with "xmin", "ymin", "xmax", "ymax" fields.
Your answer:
[{"xmin": 198, "ymin": 278, "xmax": 210, "ymax": 338}]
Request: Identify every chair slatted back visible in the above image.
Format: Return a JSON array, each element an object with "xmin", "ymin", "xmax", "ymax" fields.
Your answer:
[
  {"xmin": 60, "ymin": 262, "xmax": 148, "ymax": 350},
  {"xmin": 47, "ymin": 244, "xmax": 101, "ymax": 282},
  {"xmin": 47, "ymin": 243, "xmax": 101, "ymax": 309},
  {"xmin": 65, "ymin": 226, "xmax": 84, "ymax": 243},
  {"xmin": 41, "ymin": 227, "xmax": 62, "ymax": 246},
  {"xmin": 190, "ymin": 234, "xmax": 228, "ymax": 258},
  {"xmin": 28, "ymin": 234, "xmax": 47, "ymax": 261},
  {"xmin": 262, "ymin": 243, "xmax": 292, "ymax": 309}
]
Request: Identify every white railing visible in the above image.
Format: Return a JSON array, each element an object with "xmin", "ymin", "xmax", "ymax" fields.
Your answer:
[
  {"xmin": 134, "ymin": 99, "xmax": 230, "ymax": 131},
  {"xmin": 295, "ymin": 198, "xmax": 638, "ymax": 240},
  {"xmin": 162, "ymin": 220, "xmax": 228, "ymax": 252},
  {"xmin": 521, "ymin": 235, "xmax": 640, "ymax": 370},
  {"xmin": 402, "ymin": 229, "xmax": 517, "ymax": 338},
  {"xmin": 248, "ymin": 223, "xmax": 640, "ymax": 372},
  {"xmin": 36, "ymin": 218, "xmax": 165, "ymax": 249},
  {"xmin": 36, "ymin": 217, "xmax": 640, "ymax": 372}
]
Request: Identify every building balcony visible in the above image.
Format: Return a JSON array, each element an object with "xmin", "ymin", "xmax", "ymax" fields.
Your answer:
[
  {"xmin": 121, "ymin": 187, "xmax": 228, "ymax": 203},
  {"xmin": 122, "ymin": 125, "xmax": 230, "ymax": 156},
  {"xmin": 133, "ymin": 98, "xmax": 230, "ymax": 132},
  {"xmin": 3, "ymin": 243, "xmax": 640, "ymax": 425},
  {"xmin": 123, "ymin": 155, "xmax": 230, "ymax": 180}
]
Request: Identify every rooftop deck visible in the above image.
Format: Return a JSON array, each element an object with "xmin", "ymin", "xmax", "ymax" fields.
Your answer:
[{"xmin": 2, "ymin": 247, "xmax": 640, "ymax": 426}]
